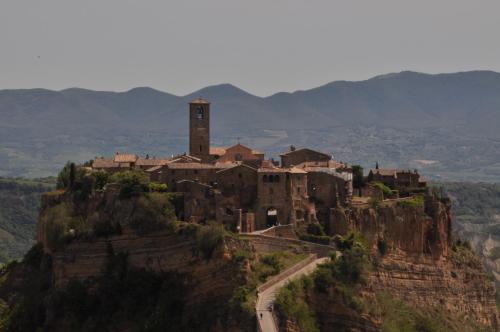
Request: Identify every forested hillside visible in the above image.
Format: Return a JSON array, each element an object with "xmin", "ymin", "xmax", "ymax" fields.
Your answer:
[
  {"xmin": 1, "ymin": 71, "xmax": 500, "ymax": 181},
  {"xmin": 0, "ymin": 177, "xmax": 54, "ymax": 264}
]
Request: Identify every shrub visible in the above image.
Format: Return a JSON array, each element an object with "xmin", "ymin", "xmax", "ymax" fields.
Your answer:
[
  {"xmin": 109, "ymin": 170, "xmax": 150, "ymax": 198},
  {"xmin": 306, "ymin": 223, "xmax": 326, "ymax": 236},
  {"xmin": 196, "ymin": 223, "xmax": 224, "ymax": 260},
  {"xmin": 149, "ymin": 182, "xmax": 168, "ymax": 193},
  {"xmin": 275, "ymin": 278, "xmax": 319, "ymax": 332},
  {"xmin": 94, "ymin": 171, "xmax": 110, "ymax": 190},
  {"xmin": 129, "ymin": 193, "xmax": 177, "ymax": 235},
  {"xmin": 233, "ymin": 249, "xmax": 252, "ymax": 264},
  {"xmin": 352, "ymin": 165, "xmax": 365, "ymax": 189},
  {"xmin": 396, "ymin": 195, "xmax": 424, "ymax": 208},
  {"xmin": 56, "ymin": 162, "xmax": 72, "ymax": 189},
  {"xmin": 42, "ymin": 203, "xmax": 90, "ymax": 251},
  {"xmin": 371, "ymin": 181, "xmax": 393, "ymax": 197},
  {"xmin": 298, "ymin": 233, "xmax": 331, "ymax": 245},
  {"xmin": 261, "ymin": 253, "xmax": 284, "ymax": 274},
  {"xmin": 452, "ymin": 239, "xmax": 482, "ymax": 269}
]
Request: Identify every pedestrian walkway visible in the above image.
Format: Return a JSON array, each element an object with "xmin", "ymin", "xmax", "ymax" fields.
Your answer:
[{"xmin": 256, "ymin": 255, "xmax": 329, "ymax": 332}]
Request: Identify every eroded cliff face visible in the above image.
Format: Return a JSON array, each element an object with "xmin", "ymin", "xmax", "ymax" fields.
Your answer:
[
  {"xmin": 328, "ymin": 196, "xmax": 452, "ymax": 258},
  {"xmin": 317, "ymin": 195, "xmax": 499, "ymax": 331}
]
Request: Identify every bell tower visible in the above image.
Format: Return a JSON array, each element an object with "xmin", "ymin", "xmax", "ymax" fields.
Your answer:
[{"xmin": 189, "ymin": 98, "xmax": 210, "ymax": 161}]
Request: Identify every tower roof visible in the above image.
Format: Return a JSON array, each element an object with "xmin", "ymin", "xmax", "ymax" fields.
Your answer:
[{"xmin": 190, "ymin": 98, "xmax": 210, "ymax": 104}]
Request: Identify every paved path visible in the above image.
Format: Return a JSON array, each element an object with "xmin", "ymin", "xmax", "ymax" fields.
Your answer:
[{"xmin": 256, "ymin": 256, "xmax": 330, "ymax": 332}]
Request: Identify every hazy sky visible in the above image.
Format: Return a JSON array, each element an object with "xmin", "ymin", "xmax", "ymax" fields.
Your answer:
[{"xmin": 1, "ymin": 0, "xmax": 499, "ymax": 96}]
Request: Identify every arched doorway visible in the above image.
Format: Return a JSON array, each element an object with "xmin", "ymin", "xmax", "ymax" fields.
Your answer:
[{"xmin": 266, "ymin": 208, "xmax": 278, "ymax": 227}]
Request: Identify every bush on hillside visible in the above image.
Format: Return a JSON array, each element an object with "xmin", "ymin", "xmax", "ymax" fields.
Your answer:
[
  {"xmin": 275, "ymin": 277, "xmax": 319, "ymax": 332},
  {"xmin": 196, "ymin": 223, "xmax": 225, "ymax": 260},
  {"xmin": 109, "ymin": 170, "xmax": 150, "ymax": 198},
  {"xmin": 129, "ymin": 193, "xmax": 177, "ymax": 235},
  {"xmin": 42, "ymin": 203, "xmax": 91, "ymax": 251},
  {"xmin": 306, "ymin": 223, "xmax": 326, "ymax": 236}
]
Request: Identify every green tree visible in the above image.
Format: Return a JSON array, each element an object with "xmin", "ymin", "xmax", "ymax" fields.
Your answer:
[{"xmin": 352, "ymin": 165, "xmax": 365, "ymax": 189}]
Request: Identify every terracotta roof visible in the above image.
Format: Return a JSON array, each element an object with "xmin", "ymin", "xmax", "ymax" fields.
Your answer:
[
  {"xmin": 169, "ymin": 155, "xmax": 202, "ymax": 163},
  {"xmin": 297, "ymin": 160, "xmax": 346, "ymax": 169},
  {"xmin": 257, "ymin": 168, "xmax": 289, "ymax": 173},
  {"xmin": 166, "ymin": 162, "xmax": 233, "ymax": 170},
  {"xmin": 92, "ymin": 159, "xmax": 119, "ymax": 168},
  {"xmin": 114, "ymin": 153, "xmax": 138, "ymax": 163},
  {"xmin": 210, "ymin": 147, "xmax": 227, "ymax": 156},
  {"xmin": 145, "ymin": 165, "xmax": 163, "ymax": 172},
  {"xmin": 216, "ymin": 163, "xmax": 257, "ymax": 174},
  {"xmin": 167, "ymin": 163, "xmax": 217, "ymax": 169},
  {"xmin": 279, "ymin": 148, "xmax": 330, "ymax": 158},
  {"xmin": 136, "ymin": 158, "xmax": 170, "ymax": 166},
  {"xmin": 190, "ymin": 98, "xmax": 210, "ymax": 104}
]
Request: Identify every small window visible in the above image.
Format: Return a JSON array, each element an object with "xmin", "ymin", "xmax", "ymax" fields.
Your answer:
[
  {"xmin": 194, "ymin": 170, "xmax": 198, "ymax": 174},
  {"xmin": 297, "ymin": 187, "xmax": 301, "ymax": 194},
  {"xmin": 196, "ymin": 106, "xmax": 204, "ymax": 119},
  {"xmin": 269, "ymin": 175, "xmax": 274, "ymax": 183},
  {"xmin": 199, "ymin": 145, "xmax": 203, "ymax": 152},
  {"xmin": 275, "ymin": 175, "xmax": 280, "ymax": 182},
  {"xmin": 235, "ymin": 153, "xmax": 243, "ymax": 161},
  {"xmin": 171, "ymin": 170, "xmax": 175, "ymax": 175},
  {"xmin": 263, "ymin": 175, "xmax": 268, "ymax": 182},
  {"xmin": 238, "ymin": 173, "xmax": 243, "ymax": 179}
]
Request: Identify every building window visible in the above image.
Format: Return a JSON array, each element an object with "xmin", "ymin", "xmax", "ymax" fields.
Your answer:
[
  {"xmin": 263, "ymin": 175, "xmax": 268, "ymax": 182},
  {"xmin": 297, "ymin": 187, "xmax": 301, "ymax": 194},
  {"xmin": 171, "ymin": 170, "xmax": 175, "ymax": 175},
  {"xmin": 194, "ymin": 170, "xmax": 198, "ymax": 174},
  {"xmin": 199, "ymin": 145, "xmax": 203, "ymax": 152},
  {"xmin": 269, "ymin": 175, "xmax": 274, "ymax": 183},
  {"xmin": 269, "ymin": 188, "xmax": 274, "ymax": 195},
  {"xmin": 196, "ymin": 106, "xmax": 204, "ymax": 119},
  {"xmin": 235, "ymin": 153, "xmax": 243, "ymax": 161},
  {"xmin": 275, "ymin": 175, "xmax": 280, "ymax": 182},
  {"xmin": 238, "ymin": 173, "xmax": 242, "ymax": 179}
]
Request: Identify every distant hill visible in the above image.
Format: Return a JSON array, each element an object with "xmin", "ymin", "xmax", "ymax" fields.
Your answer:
[{"xmin": 1, "ymin": 71, "xmax": 500, "ymax": 180}]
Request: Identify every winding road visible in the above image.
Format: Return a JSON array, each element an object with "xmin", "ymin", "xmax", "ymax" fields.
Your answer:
[{"xmin": 256, "ymin": 256, "xmax": 330, "ymax": 332}]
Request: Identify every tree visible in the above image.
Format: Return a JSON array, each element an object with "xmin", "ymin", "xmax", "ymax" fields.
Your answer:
[{"xmin": 352, "ymin": 165, "xmax": 365, "ymax": 189}]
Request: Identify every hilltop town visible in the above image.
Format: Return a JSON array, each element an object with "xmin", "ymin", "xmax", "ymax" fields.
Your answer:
[{"xmin": 91, "ymin": 99, "xmax": 427, "ymax": 233}]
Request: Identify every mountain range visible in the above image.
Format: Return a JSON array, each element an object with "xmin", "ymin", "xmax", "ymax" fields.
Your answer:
[{"xmin": 1, "ymin": 70, "xmax": 500, "ymax": 181}]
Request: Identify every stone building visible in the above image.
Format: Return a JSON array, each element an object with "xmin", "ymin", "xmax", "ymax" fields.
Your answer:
[{"xmin": 367, "ymin": 168, "xmax": 426, "ymax": 192}]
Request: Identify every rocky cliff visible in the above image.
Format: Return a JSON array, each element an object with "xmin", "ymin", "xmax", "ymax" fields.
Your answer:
[
  {"xmin": 4, "ymin": 186, "xmax": 498, "ymax": 331},
  {"xmin": 312, "ymin": 195, "xmax": 499, "ymax": 331}
]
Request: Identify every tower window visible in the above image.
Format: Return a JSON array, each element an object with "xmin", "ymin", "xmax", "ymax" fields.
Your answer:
[
  {"xmin": 199, "ymin": 145, "xmax": 203, "ymax": 152},
  {"xmin": 196, "ymin": 106, "xmax": 204, "ymax": 119}
]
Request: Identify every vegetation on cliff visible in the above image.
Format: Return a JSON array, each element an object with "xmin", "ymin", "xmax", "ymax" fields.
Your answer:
[{"xmin": 0, "ymin": 243, "xmax": 192, "ymax": 331}]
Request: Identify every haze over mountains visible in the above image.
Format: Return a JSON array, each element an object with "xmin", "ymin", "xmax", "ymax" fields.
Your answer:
[{"xmin": 1, "ymin": 70, "xmax": 500, "ymax": 181}]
